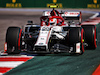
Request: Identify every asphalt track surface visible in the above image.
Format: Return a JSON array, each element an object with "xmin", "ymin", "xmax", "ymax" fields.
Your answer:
[{"xmin": 0, "ymin": 9, "xmax": 100, "ymax": 75}]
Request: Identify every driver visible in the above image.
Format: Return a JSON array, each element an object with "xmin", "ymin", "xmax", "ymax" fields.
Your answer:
[{"xmin": 50, "ymin": 18, "xmax": 57, "ymax": 26}]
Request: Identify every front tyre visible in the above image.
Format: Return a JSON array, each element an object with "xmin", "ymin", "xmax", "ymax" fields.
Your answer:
[
  {"xmin": 69, "ymin": 27, "xmax": 84, "ymax": 55},
  {"xmin": 6, "ymin": 27, "xmax": 22, "ymax": 54}
]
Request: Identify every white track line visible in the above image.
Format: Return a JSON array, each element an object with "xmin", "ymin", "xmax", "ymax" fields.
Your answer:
[
  {"xmin": 90, "ymin": 13, "xmax": 99, "ymax": 19},
  {"xmin": 0, "ymin": 61, "xmax": 24, "ymax": 67},
  {"xmin": 81, "ymin": 12, "xmax": 100, "ymax": 25}
]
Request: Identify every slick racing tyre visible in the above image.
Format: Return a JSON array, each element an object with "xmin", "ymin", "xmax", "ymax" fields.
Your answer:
[
  {"xmin": 6, "ymin": 27, "xmax": 22, "ymax": 54},
  {"xmin": 69, "ymin": 27, "xmax": 84, "ymax": 55},
  {"xmin": 82, "ymin": 25, "xmax": 97, "ymax": 49}
]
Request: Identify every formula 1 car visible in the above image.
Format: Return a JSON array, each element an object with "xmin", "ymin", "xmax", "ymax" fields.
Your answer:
[{"xmin": 4, "ymin": 8, "xmax": 97, "ymax": 55}]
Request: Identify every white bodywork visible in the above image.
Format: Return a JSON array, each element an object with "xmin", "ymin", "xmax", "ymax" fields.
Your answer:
[
  {"xmin": 76, "ymin": 43, "xmax": 81, "ymax": 53},
  {"xmin": 35, "ymin": 26, "xmax": 51, "ymax": 49},
  {"xmin": 35, "ymin": 26, "xmax": 66, "ymax": 49}
]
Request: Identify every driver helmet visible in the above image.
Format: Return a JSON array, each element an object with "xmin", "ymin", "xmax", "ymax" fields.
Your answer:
[{"xmin": 50, "ymin": 18, "xmax": 57, "ymax": 25}]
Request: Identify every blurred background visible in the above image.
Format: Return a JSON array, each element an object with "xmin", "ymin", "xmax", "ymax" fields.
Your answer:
[{"xmin": 0, "ymin": 0, "xmax": 100, "ymax": 8}]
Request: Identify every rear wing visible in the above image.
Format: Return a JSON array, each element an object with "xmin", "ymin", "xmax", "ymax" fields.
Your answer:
[{"xmin": 61, "ymin": 11, "xmax": 82, "ymax": 23}]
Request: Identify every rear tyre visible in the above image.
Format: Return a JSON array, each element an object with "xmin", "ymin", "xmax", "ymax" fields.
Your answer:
[
  {"xmin": 82, "ymin": 25, "xmax": 97, "ymax": 49},
  {"xmin": 69, "ymin": 27, "xmax": 84, "ymax": 55},
  {"xmin": 6, "ymin": 27, "xmax": 22, "ymax": 54}
]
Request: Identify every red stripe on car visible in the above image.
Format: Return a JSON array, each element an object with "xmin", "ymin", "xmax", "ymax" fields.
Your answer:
[{"xmin": 18, "ymin": 29, "xmax": 22, "ymax": 50}]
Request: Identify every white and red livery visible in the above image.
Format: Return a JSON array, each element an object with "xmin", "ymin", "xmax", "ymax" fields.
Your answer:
[{"xmin": 5, "ymin": 8, "xmax": 97, "ymax": 55}]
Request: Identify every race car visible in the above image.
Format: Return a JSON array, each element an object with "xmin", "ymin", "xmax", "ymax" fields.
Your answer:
[{"xmin": 4, "ymin": 8, "xmax": 97, "ymax": 55}]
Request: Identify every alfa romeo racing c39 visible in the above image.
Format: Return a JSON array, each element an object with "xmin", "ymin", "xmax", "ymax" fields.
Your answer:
[{"xmin": 5, "ymin": 8, "xmax": 97, "ymax": 55}]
